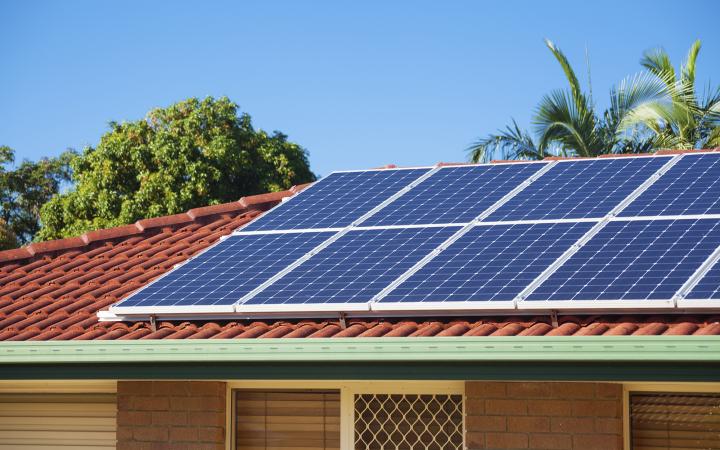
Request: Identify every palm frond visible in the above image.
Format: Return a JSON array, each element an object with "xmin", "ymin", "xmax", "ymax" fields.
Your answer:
[
  {"xmin": 544, "ymin": 39, "xmax": 583, "ymax": 108},
  {"xmin": 640, "ymin": 47, "xmax": 676, "ymax": 87},
  {"xmin": 534, "ymin": 89, "xmax": 599, "ymax": 156},
  {"xmin": 681, "ymin": 40, "xmax": 701, "ymax": 93},
  {"xmin": 467, "ymin": 120, "xmax": 541, "ymax": 163}
]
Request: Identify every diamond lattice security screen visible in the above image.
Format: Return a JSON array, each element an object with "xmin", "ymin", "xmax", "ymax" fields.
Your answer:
[{"xmin": 354, "ymin": 393, "xmax": 463, "ymax": 449}]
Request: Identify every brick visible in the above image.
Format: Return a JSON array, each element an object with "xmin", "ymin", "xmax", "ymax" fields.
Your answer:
[
  {"xmin": 120, "ymin": 381, "xmax": 153, "ymax": 395},
  {"xmin": 466, "ymin": 431, "xmax": 485, "ymax": 448},
  {"xmin": 467, "ymin": 415, "xmax": 506, "ymax": 432},
  {"xmin": 187, "ymin": 411, "xmax": 224, "ymax": 427},
  {"xmin": 152, "ymin": 381, "xmax": 191, "ymax": 396},
  {"xmin": 197, "ymin": 426, "xmax": 224, "ymax": 443},
  {"xmin": 170, "ymin": 396, "xmax": 224, "ymax": 412},
  {"xmin": 506, "ymin": 382, "xmax": 552, "ymax": 398},
  {"xmin": 550, "ymin": 417, "xmax": 595, "ymax": 433},
  {"xmin": 188, "ymin": 381, "xmax": 225, "ymax": 397},
  {"xmin": 529, "ymin": 433, "xmax": 572, "ymax": 450},
  {"xmin": 466, "ymin": 381, "xmax": 507, "ymax": 398},
  {"xmin": 507, "ymin": 416, "xmax": 550, "ymax": 433},
  {"xmin": 118, "ymin": 411, "xmax": 153, "ymax": 426},
  {"xmin": 134, "ymin": 396, "xmax": 170, "ymax": 411},
  {"xmin": 466, "ymin": 397, "xmax": 485, "ymax": 415},
  {"xmin": 527, "ymin": 400, "xmax": 572, "ymax": 416},
  {"xmin": 153, "ymin": 411, "xmax": 187, "ymax": 426},
  {"xmin": 595, "ymin": 417, "xmax": 623, "ymax": 434},
  {"xmin": 116, "ymin": 425, "xmax": 134, "ymax": 441},
  {"xmin": 170, "ymin": 427, "xmax": 198, "ymax": 442},
  {"xmin": 550, "ymin": 383, "xmax": 596, "ymax": 399},
  {"xmin": 572, "ymin": 400, "xmax": 621, "ymax": 418},
  {"xmin": 134, "ymin": 426, "xmax": 169, "ymax": 442},
  {"xmin": 595, "ymin": 383, "xmax": 622, "ymax": 399},
  {"xmin": 572, "ymin": 434, "xmax": 623, "ymax": 450},
  {"xmin": 486, "ymin": 432, "xmax": 528, "ymax": 449},
  {"xmin": 486, "ymin": 399, "xmax": 527, "ymax": 415}
]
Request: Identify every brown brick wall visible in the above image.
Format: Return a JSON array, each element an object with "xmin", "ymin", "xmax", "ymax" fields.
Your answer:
[
  {"xmin": 466, "ymin": 381, "xmax": 623, "ymax": 450},
  {"xmin": 117, "ymin": 381, "xmax": 226, "ymax": 450}
]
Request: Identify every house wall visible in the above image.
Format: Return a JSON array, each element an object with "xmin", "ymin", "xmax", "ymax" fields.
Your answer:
[
  {"xmin": 116, "ymin": 381, "xmax": 226, "ymax": 450},
  {"xmin": 466, "ymin": 381, "xmax": 623, "ymax": 450}
]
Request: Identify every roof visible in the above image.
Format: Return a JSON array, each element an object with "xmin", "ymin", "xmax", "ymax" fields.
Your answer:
[{"xmin": 2, "ymin": 153, "xmax": 720, "ymax": 341}]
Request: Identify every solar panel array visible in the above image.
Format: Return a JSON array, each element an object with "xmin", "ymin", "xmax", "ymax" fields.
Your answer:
[{"xmin": 111, "ymin": 152, "xmax": 720, "ymax": 317}]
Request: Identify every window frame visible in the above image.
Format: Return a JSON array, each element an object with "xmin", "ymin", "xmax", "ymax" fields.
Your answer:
[
  {"xmin": 226, "ymin": 380, "xmax": 465, "ymax": 450},
  {"xmin": 622, "ymin": 382, "xmax": 720, "ymax": 450}
]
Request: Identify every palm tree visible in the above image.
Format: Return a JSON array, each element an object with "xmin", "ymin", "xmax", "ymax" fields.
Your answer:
[
  {"xmin": 620, "ymin": 41, "xmax": 720, "ymax": 149},
  {"xmin": 469, "ymin": 40, "xmax": 670, "ymax": 162}
]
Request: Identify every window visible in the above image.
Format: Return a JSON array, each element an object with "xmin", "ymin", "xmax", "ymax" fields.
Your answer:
[
  {"xmin": 231, "ymin": 382, "xmax": 465, "ymax": 450},
  {"xmin": 630, "ymin": 392, "xmax": 720, "ymax": 449},
  {"xmin": 354, "ymin": 393, "xmax": 464, "ymax": 449}
]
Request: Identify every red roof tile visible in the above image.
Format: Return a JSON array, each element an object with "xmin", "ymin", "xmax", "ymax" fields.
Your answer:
[{"xmin": 1, "ymin": 155, "xmax": 719, "ymax": 340}]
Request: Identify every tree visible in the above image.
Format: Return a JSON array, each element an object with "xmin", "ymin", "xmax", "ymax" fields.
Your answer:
[
  {"xmin": 37, "ymin": 97, "xmax": 315, "ymax": 241},
  {"xmin": 0, "ymin": 146, "xmax": 74, "ymax": 247},
  {"xmin": 620, "ymin": 41, "xmax": 720, "ymax": 149},
  {"xmin": 469, "ymin": 40, "xmax": 669, "ymax": 162}
]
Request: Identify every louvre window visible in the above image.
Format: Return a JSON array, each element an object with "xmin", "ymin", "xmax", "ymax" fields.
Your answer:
[
  {"xmin": 0, "ymin": 393, "xmax": 117, "ymax": 449},
  {"xmin": 631, "ymin": 392, "xmax": 720, "ymax": 449},
  {"xmin": 234, "ymin": 389, "xmax": 340, "ymax": 450}
]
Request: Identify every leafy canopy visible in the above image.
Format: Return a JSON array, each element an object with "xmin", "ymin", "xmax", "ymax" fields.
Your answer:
[
  {"xmin": 37, "ymin": 97, "xmax": 315, "ymax": 241},
  {"xmin": 468, "ymin": 40, "xmax": 716, "ymax": 162},
  {"xmin": 0, "ymin": 146, "xmax": 74, "ymax": 249}
]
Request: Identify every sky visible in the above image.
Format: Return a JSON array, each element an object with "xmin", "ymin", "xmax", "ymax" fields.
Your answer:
[{"xmin": 2, "ymin": 1, "xmax": 719, "ymax": 177}]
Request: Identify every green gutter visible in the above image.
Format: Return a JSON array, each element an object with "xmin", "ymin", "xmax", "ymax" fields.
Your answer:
[
  {"xmin": 1, "ymin": 337, "xmax": 718, "ymax": 381},
  {"xmin": 1, "ymin": 336, "xmax": 719, "ymax": 363}
]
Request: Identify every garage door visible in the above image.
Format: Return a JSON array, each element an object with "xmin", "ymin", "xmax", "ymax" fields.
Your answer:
[{"xmin": 0, "ymin": 393, "xmax": 116, "ymax": 449}]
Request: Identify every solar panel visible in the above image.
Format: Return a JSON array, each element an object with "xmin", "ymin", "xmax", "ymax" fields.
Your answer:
[
  {"xmin": 619, "ymin": 153, "xmax": 720, "ymax": 217},
  {"xmin": 362, "ymin": 163, "xmax": 544, "ymax": 226},
  {"xmin": 683, "ymin": 253, "xmax": 720, "ymax": 300},
  {"xmin": 242, "ymin": 168, "xmax": 431, "ymax": 231},
  {"xmin": 378, "ymin": 222, "xmax": 593, "ymax": 305},
  {"xmin": 113, "ymin": 231, "xmax": 334, "ymax": 310},
  {"xmin": 525, "ymin": 219, "xmax": 720, "ymax": 303},
  {"xmin": 486, "ymin": 157, "xmax": 670, "ymax": 221},
  {"xmin": 242, "ymin": 226, "xmax": 459, "ymax": 307}
]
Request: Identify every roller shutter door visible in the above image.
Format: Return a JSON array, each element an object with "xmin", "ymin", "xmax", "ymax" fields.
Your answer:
[{"xmin": 0, "ymin": 393, "xmax": 116, "ymax": 449}]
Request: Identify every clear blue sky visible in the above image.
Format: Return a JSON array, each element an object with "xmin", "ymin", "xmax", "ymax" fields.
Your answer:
[{"xmin": 2, "ymin": 1, "xmax": 719, "ymax": 177}]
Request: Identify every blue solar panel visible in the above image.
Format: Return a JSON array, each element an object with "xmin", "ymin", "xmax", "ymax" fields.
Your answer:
[
  {"xmin": 486, "ymin": 157, "xmax": 669, "ymax": 221},
  {"xmin": 242, "ymin": 168, "xmax": 430, "ymax": 231},
  {"xmin": 114, "ymin": 232, "xmax": 333, "ymax": 308},
  {"xmin": 684, "ymin": 260, "xmax": 720, "ymax": 300},
  {"xmin": 244, "ymin": 226, "xmax": 459, "ymax": 305},
  {"xmin": 619, "ymin": 153, "xmax": 720, "ymax": 217},
  {"xmin": 526, "ymin": 219, "xmax": 720, "ymax": 302},
  {"xmin": 362, "ymin": 163, "xmax": 544, "ymax": 226},
  {"xmin": 379, "ymin": 222, "xmax": 592, "ymax": 303}
]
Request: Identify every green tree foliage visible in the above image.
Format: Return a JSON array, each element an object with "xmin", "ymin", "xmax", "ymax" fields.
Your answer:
[
  {"xmin": 468, "ymin": 40, "xmax": 685, "ymax": 162},
  {"xmin": 620, "ymin": 41, "xmax": 720, "ymax": 149},
  {"xmin": 0, "ymin": 146, "xmax": 74, "ymax": 248},
  {"xmin": 37, "ymin": 97, "xmax": 315, "ymax": 241}
]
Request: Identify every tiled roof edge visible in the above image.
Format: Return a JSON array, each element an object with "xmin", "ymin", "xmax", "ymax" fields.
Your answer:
[{"xmin": 0, "ymin": 187, "xmax": 303, "ymax": 264}]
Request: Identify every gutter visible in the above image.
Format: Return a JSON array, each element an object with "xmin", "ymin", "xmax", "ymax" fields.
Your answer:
[{"xmin": 1, "ymin": 336, "xmax": 719, "ymax": 364}]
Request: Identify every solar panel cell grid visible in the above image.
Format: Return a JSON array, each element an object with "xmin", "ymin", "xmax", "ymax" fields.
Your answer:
[
  {"xmin": 380, "ymin": 222, "xmax": 593, "ymax": 303},
  {"xmin": 242, "ymin": 168, "xmax": 430, "ymax": 231},
  {"xmin": 363, "ymin": 163, "xmax": 543, "ymax": 226},
  {"xmin": 244, "ymin": 226, "xmax": 460, "ymax": 305},
  {"xmin": 115, "ymin": 231, "xmax": 334, "ymax": 308},
  {"xmin": 526, "ymin": 219, "xmax": 720, "ymax": 302},
  {"xmin": 619, "ymin": 153, "xmax": 720, "ymax": 217},
  {"xmin": 486, "ymin": 157, "xmax": 670, "ymax": 221}
]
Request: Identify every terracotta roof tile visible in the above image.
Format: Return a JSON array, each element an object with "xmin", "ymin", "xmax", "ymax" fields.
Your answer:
[{"xmin": 0, "ymin": 162, "xmax": 718, "ymax": 341}]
